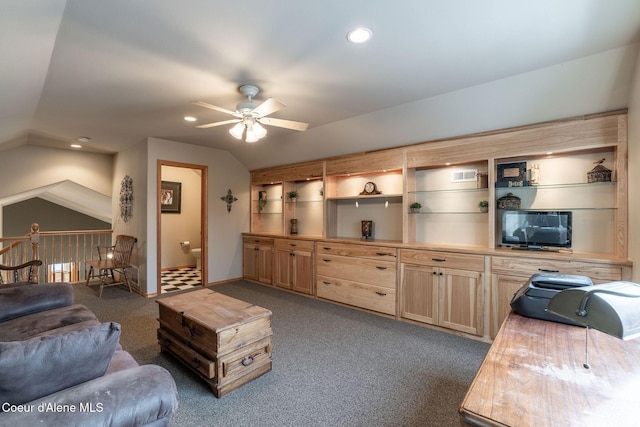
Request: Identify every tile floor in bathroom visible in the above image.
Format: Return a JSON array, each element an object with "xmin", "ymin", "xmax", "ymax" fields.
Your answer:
[{"xmin": 160, "ymin": 267, "xmax": 201, "ymax": 294}]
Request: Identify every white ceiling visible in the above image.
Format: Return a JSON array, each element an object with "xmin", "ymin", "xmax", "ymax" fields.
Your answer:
[{"xmin": 3, "ymin": 0, "xmax": 640, "ymax": 170}]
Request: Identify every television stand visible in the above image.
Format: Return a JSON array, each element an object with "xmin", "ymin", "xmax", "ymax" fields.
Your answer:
[{"xmin": 511, "ymin": 245, "xmax": 560, "ymax": 252}]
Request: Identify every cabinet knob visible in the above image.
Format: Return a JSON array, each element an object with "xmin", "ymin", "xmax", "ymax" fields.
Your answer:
[
  {"xmin": 241, "ymin": 355, "xmax": 255, "ymax": 367},
  {"xmin": 439, "ymin": 272, "xmax": 444, "ymax": 276},
  {"xmin": 433, "ymin": 271, "xmax": 437, "ymax": 275}
]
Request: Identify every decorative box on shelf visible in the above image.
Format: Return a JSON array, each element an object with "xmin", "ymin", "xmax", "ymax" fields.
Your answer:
[
  {"xmin": 587, "ymin": 159, "xmax": 612, "ymax": 183},
  {"xmin": 497, "ymin": 193, "xmax": 521, "ymax": 210}
]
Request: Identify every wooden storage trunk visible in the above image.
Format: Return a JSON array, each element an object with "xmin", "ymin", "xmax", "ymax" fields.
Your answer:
[{"xmin": 157, "ymin": 289, "xmax": 272, "ymax": 397}]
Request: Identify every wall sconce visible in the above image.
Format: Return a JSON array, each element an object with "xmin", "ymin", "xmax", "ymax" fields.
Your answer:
[{"xmin": 547, "ymin": 281, "xmax": 640, "ymax": 368}]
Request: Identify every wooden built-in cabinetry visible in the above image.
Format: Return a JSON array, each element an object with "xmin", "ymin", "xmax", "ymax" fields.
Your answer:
[
  {"xmin": 274, "ymin": 238, "xmax": 314, "ymax": 295},
  {"xmin": 242, "ymin": 237, "xmax": 273, "ymax": 285},
  {"xmin": 316, "ymin": 242, "xmax": 397, "ymax": 316},
  {"xmin": 400, "ymin": 249, "xmax": 485, "ymax": 336},
  {"xmin": 243, "ymin": 111, "xmax": 632, "ymax": 342}
]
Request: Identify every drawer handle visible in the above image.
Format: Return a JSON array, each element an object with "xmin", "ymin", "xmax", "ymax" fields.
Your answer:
[
  {"xmin": 432, "ymin": 258, "xmax": 446, "ymax": 262},
  {"xmin": 323, "ymin": 259, "xmax": 331, "ymax": 262},
  {"xmin": 322, "ymin": 281, "xmax": 331, "ymax": 285},
  {"xmin": 290, "ymin": 252, "xmax": 295, "ymax": 257},
  {"xmin": 538, "ymin": 268, "xmax": 560, "ymax": 273},
  {"xmin": 241, "ymin": 356, "xmax": 255, "ymax": 367},
  {"xmin": 290, "ymin": 243, "xmax": 297, "ymax": 247},
  {"xmin": 376, "ymin": 266, "xmax": 387, "ymax": 270},
  {"xmin": 375, "ymin": 291, "xmax": 387, "ymax": 296},
  {"xmin": 376, "ymin": 252, "xmax": 388, "ymax": 256},
  {"xmin": 323, "ymin": 247, "xmax": 332, "ymax": 250}
]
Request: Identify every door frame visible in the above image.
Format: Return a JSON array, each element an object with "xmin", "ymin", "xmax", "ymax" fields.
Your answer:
[{"xmin": 157, "ymin": 160, "xmax": 208, "ymax": 290}]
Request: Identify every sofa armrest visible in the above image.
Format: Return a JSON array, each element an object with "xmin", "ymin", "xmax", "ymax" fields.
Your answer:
[
  {"xmin": 0, "ymin": 283, "xmax": 74, "ymax": 322},
  {"xmin": 0, "ymin": 365, "xmax": 179, "ymax": 427}
]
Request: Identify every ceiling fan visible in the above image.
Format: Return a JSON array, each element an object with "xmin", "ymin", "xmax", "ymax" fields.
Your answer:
[{"xmin": 192, "ymin": 84, "xmax": 309, "ymax": 143}]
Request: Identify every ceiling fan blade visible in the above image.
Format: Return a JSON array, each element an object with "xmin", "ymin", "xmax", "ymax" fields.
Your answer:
[
  {"xmin": 259, "ymin": 117, "xmax": 309, "ymax": 131},
  {"xmin": 196, "ymin": 119, "xmax": 241, "ymax": 129},
  {"xmin": 252, "ymin": 98, "xmax": 286, "ymax": 118},
  {"xmin": 192, "ymin": 101, "xmax": 239, "ymax": 117}
]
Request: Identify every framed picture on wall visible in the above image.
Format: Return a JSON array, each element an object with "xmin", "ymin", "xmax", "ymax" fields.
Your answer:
[{"xmin": 161, "ymin": 181, "xmax": 181, "ymax": 213}]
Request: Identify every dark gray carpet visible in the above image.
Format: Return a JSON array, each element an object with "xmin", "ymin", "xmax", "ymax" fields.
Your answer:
[{"xmin": 74, "ymin": 280, "xmax": 489, "ymax": 427}]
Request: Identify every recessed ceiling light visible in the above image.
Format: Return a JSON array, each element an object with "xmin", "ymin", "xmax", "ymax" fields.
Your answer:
[
  {"xmin": 70, "ymin": 144, "xmax": 82, "ymax": 149},
  {"xmin": 347, "ymin": 27, "xmax": 373, "ymax": 43},
  {"xmin": 77, "ymin": 136, "xmax": 91, "ymax": 143},
  {"xmin": 184, "ymin": 116, "xmax": 197, "ymax": 122}
]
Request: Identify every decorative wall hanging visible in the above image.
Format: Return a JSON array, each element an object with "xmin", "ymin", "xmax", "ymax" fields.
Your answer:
[
  {"xmin": 161, "ymin": 181, "xmax": 181, "ymax": 213},
  {"xmin": 221, "ymin": 189, "xmax": 238, "ymax": 213},
  {"xmin": 119, "ymin": 175, "xmax": 134, "ymax": 222}
]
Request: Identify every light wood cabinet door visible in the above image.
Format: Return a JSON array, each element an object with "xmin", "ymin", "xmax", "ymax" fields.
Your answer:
[
  {"xmin": 257, "ymin": 245, "xmax": 273, "ymax": 285},
  {"xmin": 401, "ymin": 263, "xmax": 483, "ymax": 336},
  {"xmin": 438, "ymin": 267, "xmax": 483, "ymax": 336},
  {"xmin": 292, "ymin": 250, "xmax": 313, "ymax": 295},
  {"xmin": 274, "ymin": 248, "xmax": 293, "ymax": 290},
  {"xmin": 243, "ymin": 239, "xmax": 273, "ymax": 285},
  {"xmin": 401, "ymin": 264, "xmax": 438, "ymax": 325},
  {"xmin": 274, "ymin": 241, "xmax": 314, "ymax": 295},
  {"xmin": 243, "ymin": 243, "xmax": 259, "ymax": 281},
  {"xmin": 490, "ymin": 274, "xmax": 528, "ymax": 339}
]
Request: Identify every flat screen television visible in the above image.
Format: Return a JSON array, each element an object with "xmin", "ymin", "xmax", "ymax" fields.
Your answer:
[{"xmin": 501, "ymin": 210, "xmax": 572, "ymax": 249}]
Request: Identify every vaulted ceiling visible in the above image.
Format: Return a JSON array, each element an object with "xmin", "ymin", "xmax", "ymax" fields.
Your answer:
[{"xmin": 3, "ymin": 1, "xmax": 640, "ymax": 170}]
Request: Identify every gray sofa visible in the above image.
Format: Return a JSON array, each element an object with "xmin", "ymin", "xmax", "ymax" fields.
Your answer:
[{"xmin": 0, "ymin": 282, "xmax": 178, "ymax": 426}]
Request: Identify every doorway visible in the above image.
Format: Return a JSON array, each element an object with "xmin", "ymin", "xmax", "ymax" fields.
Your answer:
[{"xmin": 157, "ymin": 160, "xmax": 208, "ymax": 294}]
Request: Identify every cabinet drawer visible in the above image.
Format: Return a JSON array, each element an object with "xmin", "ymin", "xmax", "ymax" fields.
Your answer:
[
  {"xmin": 158, "ymin": 328, "xmax": 215, "ymax": 379},
  {"xmin": 275, "ymin": 238, "xmax": 315, "ymax": 252},
  {"xmin": 243, "ymin": 236, "xmax": 274, "ymax": 247},
  {"xmin": 316, "ymin": 254, "xmax": 396, "ymax": 289},
  {"xmin": 218, "ymin": 336, "xmax": 272, "ymax": 385},
  {"xmin": 316, "ymin": 242, "xmax": 397, "ymax": 261},
  {"xmin": 491, "ymin": 256, "xmax": 623, "ymax": 282},
  {"xmin": 400, "ymin": 249, "xmax": 485, "ymax": 271},
  {"xmin": 317, "ymin": 276, "xmax": 396, "ymax": 315}
]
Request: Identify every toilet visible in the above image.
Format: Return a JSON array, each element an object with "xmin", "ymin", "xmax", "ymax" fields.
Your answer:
[
  {"xmin": 191, "ymin": 248, "xmax": 201, "ymax": 270},
  {"xmin": 180, "ymin": 242, "xmax": 202, "ymax": 271}
]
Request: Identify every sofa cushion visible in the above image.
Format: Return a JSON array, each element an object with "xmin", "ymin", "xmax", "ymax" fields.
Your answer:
[
  {"xmin": 0, "ymin": 304, "xmax": 99, "ymax": 342},
  {"xmin": 0, "ymin": 283, "xmax": 73, "ymax": 322},
  {"xmin": 0, "ymin": 321, "xmax": 121, "ymax": 405}
]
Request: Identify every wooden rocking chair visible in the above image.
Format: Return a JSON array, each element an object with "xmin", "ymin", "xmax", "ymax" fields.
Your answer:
[
  {"xmin": 85, "ymin": 235, "xmax": 137, "ymax": 297},
  {"xmin": 0, "ymin": 260, "xmax": 43, "ymax": 285}
]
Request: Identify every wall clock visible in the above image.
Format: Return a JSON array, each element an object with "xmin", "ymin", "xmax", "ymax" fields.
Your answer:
[{"xmin": 360, "ymin": 181, "xmax": 381, "ymax": 195}]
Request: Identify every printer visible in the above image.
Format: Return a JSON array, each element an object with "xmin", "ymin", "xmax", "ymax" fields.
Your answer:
[{"xmin": 510, "ymin": 273, "xmax": 593, "ymax": 326}]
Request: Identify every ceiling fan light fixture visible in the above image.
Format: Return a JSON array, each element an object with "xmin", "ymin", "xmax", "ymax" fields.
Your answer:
[
  {"xmin": 245, "ymin": 128, "xmax": 259, "ymax": 143},
  {"xmin": 253, "ymin": 122, "xmax": 267, "ymax": 139},
  {"xmin": 347, "ymin": 27, "xmax": 373, "ymax": 43},
  {"xmin": 229, "ymin": 122, "xmax": 245, "ymax": 139}
]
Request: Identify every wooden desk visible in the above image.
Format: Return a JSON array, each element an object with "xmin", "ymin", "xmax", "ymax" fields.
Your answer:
[{"xmin": 459, "ymin": 312, "xmax": 640, "ymax": 426}]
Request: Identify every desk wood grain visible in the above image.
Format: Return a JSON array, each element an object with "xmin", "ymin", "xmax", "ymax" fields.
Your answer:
[{"xmin": 460, "ymin": 312, "xmax": 640, "ymax": 426}]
